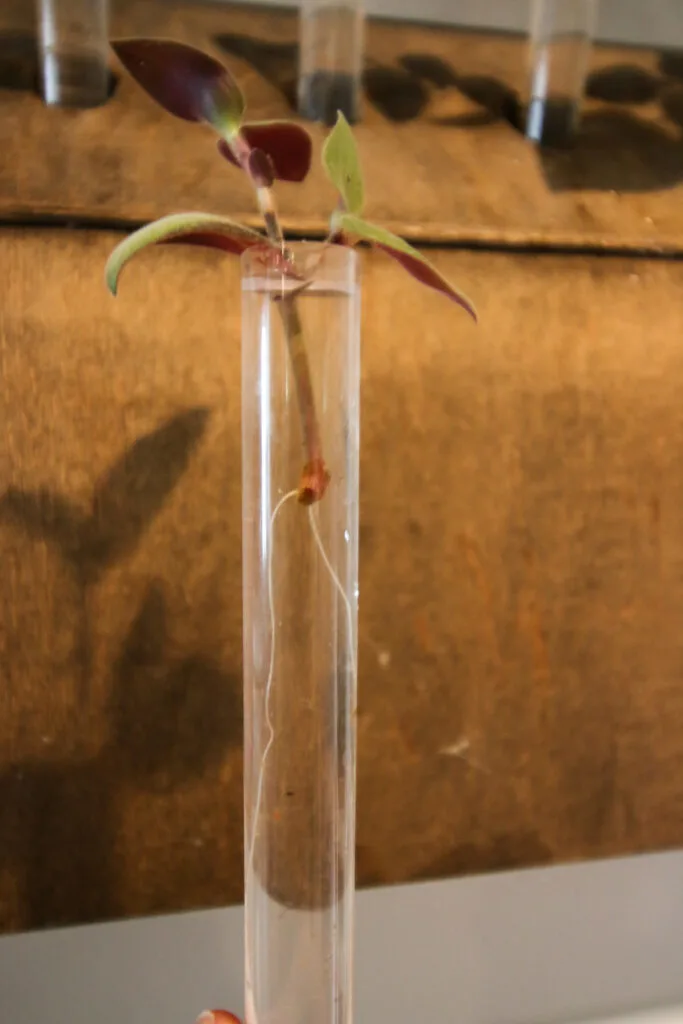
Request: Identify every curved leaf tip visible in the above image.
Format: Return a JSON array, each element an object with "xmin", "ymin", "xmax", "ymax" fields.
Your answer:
[
  {"xmin": 105, "ymin": 213, "xmax": 267, "ymax": 295},
  {"xmin": 335, "ymin": 213, "xmax": 477, "ymax": 321}
]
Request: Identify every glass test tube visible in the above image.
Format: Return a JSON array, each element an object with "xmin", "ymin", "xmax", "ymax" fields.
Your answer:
[
  {"xmin": 0, "ymin": 1, "xmax": 37, "ymax": 92},
  {"xmin": 37, "ymin": 0, "xmax": 109, "ymax": 107},
  {"xmin": 524, "ymin": 0, "xmax": 597, "ymax": 147},
  {"xmin": 298, "ymin": 0, "xmax": 365, "ymax": 126},
  {"xmin": 242, "ymin": 243, "xmax": 360, "ymax": 1024}
]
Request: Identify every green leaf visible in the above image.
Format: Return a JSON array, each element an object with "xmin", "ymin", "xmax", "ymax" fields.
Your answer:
[
  {"xmin": 334, "ymin": 213, "xmax": 477, "ymax": 321},
  {"xmin": 205, "ymin": 85, "xmax": 246, "ymax": 139},
  {"xmin": 322, "ymin": 112, "xmax": 364, "ymax": 215},
  {"xmin": 105, "ymin": 213, "xmax": 267, "ymax": 295}
]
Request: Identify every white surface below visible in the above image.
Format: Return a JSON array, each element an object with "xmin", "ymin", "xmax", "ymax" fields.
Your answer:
[{"xmin": 1, "ymin": 850, "xmax": 683, "ymax": 1024}]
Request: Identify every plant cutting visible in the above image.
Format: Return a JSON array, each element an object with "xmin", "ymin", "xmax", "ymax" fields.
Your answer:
[{"xmin": 106, "ymin": 37, "xmax": 476, "ymax": 1024}]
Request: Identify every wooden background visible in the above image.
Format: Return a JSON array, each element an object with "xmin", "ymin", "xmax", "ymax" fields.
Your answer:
[{"xmin": 2, "ymin": 0, "xmax": 683, "ymax": 933}]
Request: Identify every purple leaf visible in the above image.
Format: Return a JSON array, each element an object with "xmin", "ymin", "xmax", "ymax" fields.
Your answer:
[
  {"xmin": 105, "ymin": 212, "xmax": 267, "ymax": 295},
  {"xmin": 111, "ymin": 38, "xmax": 244, "ymax": 133},
  {"xmin": 218, "ymin": 121, "xmax": 313, "ymax": 182}
]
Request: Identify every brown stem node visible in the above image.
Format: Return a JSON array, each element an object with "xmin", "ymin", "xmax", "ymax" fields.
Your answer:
[{"xmin": 298, "ymin": 459, "xmax": 331, "ymax": 505}]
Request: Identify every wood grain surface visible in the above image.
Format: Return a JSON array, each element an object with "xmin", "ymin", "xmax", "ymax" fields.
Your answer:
[
  {"xmin": 1, "ymin": 0, "xmax": 683, "ymax": 249},
  {"xmin": 2, "ymin": 229, "xmax": 683, "ymax": 931}
]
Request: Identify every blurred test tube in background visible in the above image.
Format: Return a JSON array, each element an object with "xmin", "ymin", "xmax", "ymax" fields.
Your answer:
[
  {"xmin": 37, "ymin": 0, "xmax": 109, "ymax": 107},
  {"xmin": 0, "ymin": 1, "xmax": 37, "ymax": 92},
  {"xmin": 298, "ymin": 0, "xmax": 365, "ymax": 125},
  {"xmin": 524, "ymin": 0, "xmax": 597, "ymax": 147}
]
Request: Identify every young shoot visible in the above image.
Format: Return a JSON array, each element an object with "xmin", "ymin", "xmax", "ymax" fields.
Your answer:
[{"xmin": 105, "ymin": 38, "xmax": 477, "ymax": 503}]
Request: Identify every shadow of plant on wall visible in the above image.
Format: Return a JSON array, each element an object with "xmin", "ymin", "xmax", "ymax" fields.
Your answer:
[
  {"xmin": 0, "ymin": 404, "xmax": 245, "ymax": 928},
  {"xmin": 0, "ymin": 578, "xmax": 242, "ymax": 929},
  {"xmin": 0, "ymin": 406, "xmax": 210, "ymax": 702},
  {"xmin": 214, "ymin": 32, "xmax": 299, "ymax": 107},
  {"xmin": 112, "ymin": 579, "xmax": 242, "ymax": 791},
  {"xmin": 536, "ymin": 59, "xmax": 683, "ymax": 193}
]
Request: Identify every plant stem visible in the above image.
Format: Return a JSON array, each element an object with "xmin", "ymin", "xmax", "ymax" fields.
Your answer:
[
  {"xmin": 278, "ymin": 295, "xmax": 330, "ymax": 504},
  {"xmin": 232, "ymin": 133, "xmax": 329, "ymax": 503}
]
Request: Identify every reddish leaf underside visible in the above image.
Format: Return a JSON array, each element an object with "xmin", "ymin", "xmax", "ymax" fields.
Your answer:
[
  {"xmin": 331, "ymin": 212, "xmax": 477, "ymax": 320},
  {"xmin": 111, "ymin": 38, "xmax": 242, "ymax": 126},
  {"xmin": 376, "ymin": 243, "xmax": 477, "ymax": 320},
  {"xmin": 163, "ymin": 230, "xmax": 257, "ymax": 254},
  {"xmin": 165, "ymin": 237, "xmax": 305, "ymax": 281},
  {"xmin": 218, "ymin": 121, "xmax": 313, "ymax": 182},
  {"xmin": 105, "ymin": 213, "xmax": 269, "ymax": 295}
]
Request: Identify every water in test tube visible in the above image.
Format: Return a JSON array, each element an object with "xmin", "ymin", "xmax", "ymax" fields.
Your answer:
[
  {"xmin": 298, "ymin": 0, "xmax": 365, "ymax": 126},
  {"xmin": 38, "ymin": 0, "xmax": 109, "ymax": 107},
  {"xmin": 524, "ymin": 0, "xmax": 597, "ymax": 147}
]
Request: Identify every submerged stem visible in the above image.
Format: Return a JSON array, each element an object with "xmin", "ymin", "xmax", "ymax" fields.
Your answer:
[
  {"xmin": 231, "ymin": 131, "xmax": 328, "ymax": 502},
  {"xmin": 278, "ymin": 296, "xmax": 330, "ymax": 504}
]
